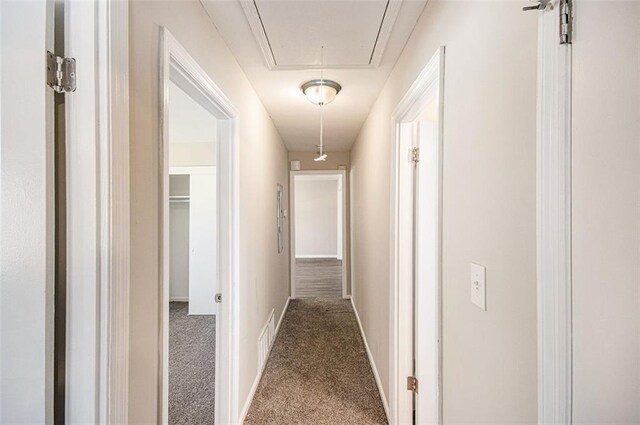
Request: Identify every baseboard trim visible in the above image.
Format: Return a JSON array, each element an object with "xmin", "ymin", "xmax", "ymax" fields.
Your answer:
[
  {"xmin": 275, "ymin": 297, "xmax": 291, "ymax": 335},
  {"xmin": 350, "ymin": 297, "xmax": 390, "ymax": 421},
  {"xmin": 169, "ymin": 296, "xmax": 188, "ymax": 302},
  {"xmin": 239, "ymin": 296, "xmax": 291, "ymax": 423}
]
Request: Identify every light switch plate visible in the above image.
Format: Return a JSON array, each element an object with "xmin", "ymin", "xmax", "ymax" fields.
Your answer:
[{"xmin": 470, "ymin": 263, "xmax": 486, "ymax": 311}]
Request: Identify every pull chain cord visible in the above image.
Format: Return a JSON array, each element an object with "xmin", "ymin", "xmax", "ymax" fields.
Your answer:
[
  {"xmin": 314, "ymin": 45, "xmax": 327, "ymax": 161},
  {"xmin": 320, "ymin": 102, "xmax": 324, "ymax": 156},
  {"xmin": 319, "ymin": 45, "xmax": 324, "ymax": 158}
]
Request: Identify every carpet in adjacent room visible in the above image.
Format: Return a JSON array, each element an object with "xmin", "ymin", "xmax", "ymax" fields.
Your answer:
[{"xmin": 169, "ymin": 302, "xmax": 216, "ymax": 425}]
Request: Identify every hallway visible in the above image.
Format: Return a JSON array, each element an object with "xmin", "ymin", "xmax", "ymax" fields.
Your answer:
[
  {"xmin": 4, "ymin": 1, "xmax": 640, "ymax": 424},
  {"xmin": 245, "ymin": 299, "xmax": 387, "ymax": 425}
]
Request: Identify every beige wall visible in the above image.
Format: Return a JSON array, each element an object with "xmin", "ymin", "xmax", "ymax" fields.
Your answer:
[
  {"xmin": 129, "ymin": 1, "xmax": 289, "ymax": 422},
  {"xmin": 350, "ymin": 3, "xmax": 538, "ymax": 422},
  {"xmin": 169, "ymin": 143, "xmax": 216, "ymax": 167},
  {"xmin": 288, "ymin": 150, "xmax": 349, "ymax": 171},
  {"xmin": 572, "ymin": 3, "xmax": 640, "ymax": 422}
]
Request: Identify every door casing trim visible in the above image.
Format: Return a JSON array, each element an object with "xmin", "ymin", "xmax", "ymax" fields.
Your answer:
[
  {"xmin": 158, "ymin": 28, "xmax": 241, "ymax": 425},
  {"xmin": 289, "ymin": 169, "xmax": 348, "ymax": 300},
  {"xmin": 536, "ymin": 3, "xmax": 573, "ymax": 422},
  {"xmin": 388, "ymin": 46, "xmax": 444, "ymax": 425}
]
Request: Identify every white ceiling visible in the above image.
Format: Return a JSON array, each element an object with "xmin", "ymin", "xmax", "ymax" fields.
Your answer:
[
  {"xmin": 261, "ymin": 1, "xmax": 385, "ymax": 67},
  {"xmin": 202, "ymin": 0, "xmax": 426, "ymax": 151}
]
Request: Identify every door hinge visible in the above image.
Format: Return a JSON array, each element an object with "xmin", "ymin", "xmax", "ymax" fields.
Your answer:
[
  {"xmin": 407, "ymin": 376, "xmax": 418, "ymax": 393},
  {"xmin": 559, "ymin": 0, "xmax": 572, "ymax": 45},
  {"xmin": 215, "ymin": 293, "xmax": 222, "ymax": 303},
  {"xmin": 409, "ymin": 147, "xmax": 420, "ymax": 164},
  {"xmin": 47, "ymin": 51, "xmax": 77, "ymax": 93}
]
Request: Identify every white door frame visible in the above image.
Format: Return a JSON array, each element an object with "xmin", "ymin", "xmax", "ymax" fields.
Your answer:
[
  {"xmin": 65, "ymin": 0, "xmax": 130, "ymax": 423},
  {"xmin": 289, "ymin": 170, "xmax": 348, "ymax": 299},
  {"xmin": 159, "ymin": 28, "xmax": 240, "ymax": 425},
  {"xmin": 536, "ymin": 2, "xmax": 573, "ymax": 422},
  {"xmin": 389, "ymin": 46, "xmax": 444, "ymax": 425}
]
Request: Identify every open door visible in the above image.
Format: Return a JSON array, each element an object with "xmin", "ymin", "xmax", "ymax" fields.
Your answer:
[
  {"xmin": 0, "ymin": 1, "xmax": 55, "ymax": 422},
  {"xmin": 413, "ymin": 118, "xmax": 442, "ymax": 425},
  {"xmin": 188, "ymin": 172, "xmax": 218, "ymax": 315}
]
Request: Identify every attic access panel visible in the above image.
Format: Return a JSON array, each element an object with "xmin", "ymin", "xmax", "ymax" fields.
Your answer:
[{"xmin": 245, "ymin": 0, "xmax": 401, "ymax": 69}]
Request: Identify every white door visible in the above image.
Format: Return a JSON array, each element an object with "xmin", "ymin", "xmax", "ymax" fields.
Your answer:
[
  {"xmin": 413, "ymin": 120, "xmax": 442, "ymax": 424},
  {"xmin": 189, "ymin": 172, "xmax": 217, "ymax": 315},
  {"xmin": 570, "ymin": 2, "xmax": 640, "ymax": 422},
  {"xmin": 0, "ymin": 1, "xmax": 55, "ymax": 422},
  {"xmin": 397, "ymin": 121, "xmax": 416, "ymax": 425}
]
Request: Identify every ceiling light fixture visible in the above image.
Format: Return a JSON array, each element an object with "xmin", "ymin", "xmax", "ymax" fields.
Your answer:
[
  {"xmin": 303, "ymin": 46, "xmax": 341, "ymax": 162},
  {"xmin": 301, "ymin": 79, "xmax": 342, "ymax": 106}
]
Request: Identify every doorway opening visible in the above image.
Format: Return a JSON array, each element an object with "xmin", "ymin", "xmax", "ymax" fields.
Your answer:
[
  {"xmin": 160, "ymin": 29, "xmax": 240, "ymax": 425},
  {"xmin": 167, "ymin": 77, "xmax": 218, "ymax": 424},
  {"xmin": 389, "ymin": 47, "xmax": 444, "ymax": 425},
  {"xmin": 290, "ymin": 170, "xmax": 347, "ymax": 299}
]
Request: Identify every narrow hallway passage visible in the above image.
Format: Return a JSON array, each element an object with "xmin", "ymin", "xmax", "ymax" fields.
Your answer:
[{"xmin": 245, "ymin": 299, "xmax": 387, "ymax": 425}]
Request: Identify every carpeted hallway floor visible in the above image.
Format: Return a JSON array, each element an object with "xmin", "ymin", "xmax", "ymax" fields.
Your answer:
[
  {"xmin": 169, "ymin": 302, "xmax": 216, "ymax": 425},
  {"xmin": 244, "ymin": 298, "xmax": 388, "ymax": 425}
]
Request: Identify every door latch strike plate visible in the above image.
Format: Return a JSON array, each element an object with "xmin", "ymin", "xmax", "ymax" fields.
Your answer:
[{"xmin": 215, "ymin": 293, "xmax": 222, "ymax": 303}]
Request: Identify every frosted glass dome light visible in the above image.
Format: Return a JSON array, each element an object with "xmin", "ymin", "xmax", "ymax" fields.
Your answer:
[{"xmin": 301, "ymin": 79, "xmax": 342, "ymax": 106}]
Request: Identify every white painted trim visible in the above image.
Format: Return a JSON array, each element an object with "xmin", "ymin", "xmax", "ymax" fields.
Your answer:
[
  {"xmin": 66, "ymin": 1, "xmax": 130, "ymax": 422},
  {"xmin": 536, "ymin": 3, "xmax": 573, "ymax": 423},
  {"xmin": 295, "ymin": 174, "xmax": 340, "ymax": 182},
  {"xmin": 239, "ymin": 0, "xmax": 402, "ymax": 70},
  {"xmin": 169, "ymin": 297, "xmax": 189, "ymax": 303},
  {"xmin": 295, "ymin": 255, "xmax": 339, "ymax": 259},
  {"xmin": 274, "ymin": 298, "xmax": 290, "ymax": 341},
  {"xmin": 96, "ymin": 1, "xmax": 130, "ymax": 423},
  {"xmin": 350, "ymin": 297, "xmax": 390, "ymax": 421},
  {"xmin": 389, "ymin": 46, "xmax": 444, "ymax": 425},
  {"xmin": 368, "ymin": 0, "xmax": 403, "ymax": 68},
  {"xmin": 239, "ymin": 297, "xmax": 291, "ymax": 424},
  {"xmin": 238, "ymin": 0, "xmax": 276, "ymax": 70},
  {"xmin": 65, "ymin": 2, "xmax": 100, "ymax": 421},
  {"xmin": 289, "ymin": 170, "xmax": 348, "ymax": 299},
  {"xmin": 169, "ymin": 165, "xmax": 215, "ymax": 175},
  {"xmin": 159, "ymin": 28, "xmax": 240, "ymax": 425},
  {"xmin": 64, "ymin": 0, "xmax": 130, "ymax": 421}
]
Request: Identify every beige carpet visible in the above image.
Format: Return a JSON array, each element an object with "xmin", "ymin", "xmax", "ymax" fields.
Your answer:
[
  {"xmin": 169, "ymin": 302, "xmax": 215, "ymax": 425},
  {"xmin": 244, "ymin": 298, "xmax": 388, "ymax": 425}
]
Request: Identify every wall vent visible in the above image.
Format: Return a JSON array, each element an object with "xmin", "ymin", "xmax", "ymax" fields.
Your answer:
[{"xmin": 258, "ymin": 309, "xmax": 275, "ymax": 370}]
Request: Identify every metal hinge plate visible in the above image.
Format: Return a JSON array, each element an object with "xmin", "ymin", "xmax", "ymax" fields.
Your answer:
[
  {"xmin": 215, "ymin": 293, "xmax": 222, "ymax": 303},
  {"xmin": 407, "ymin": 376, "xmax": 418, "ymax": 393},
  {"xmin": 559, "ymin": 0, "xmax": 572, "ymax": 45},
  {"xmin": 409, "ymin": 147, "xmax": 420, "ymax": 164},
  {"xmin": 47, "ymin": 51, "xmax": 76, "ymax": 93}
]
